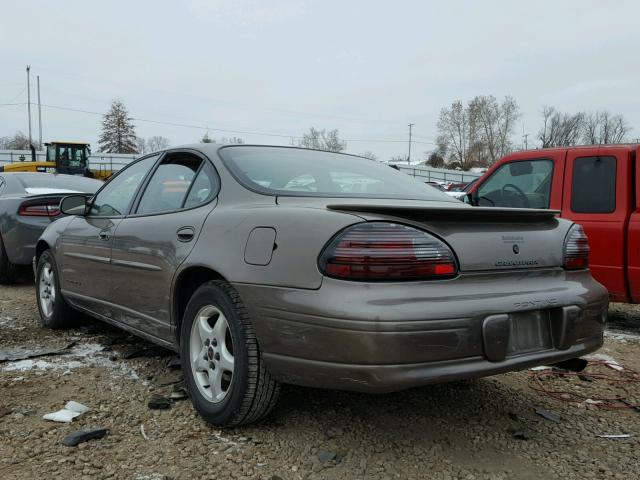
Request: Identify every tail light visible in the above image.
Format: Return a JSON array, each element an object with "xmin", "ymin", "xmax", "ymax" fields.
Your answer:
[
  {"xmin": 563, "ymin": 224, "xmax": 589, "ymax": 270},
  {"xmin": 319, "ymin": 222, "xmax": 457, "ymax": 280},
  {"xmin": 18, "ymin": 199, "xmax": 61, "ymax": 217}
]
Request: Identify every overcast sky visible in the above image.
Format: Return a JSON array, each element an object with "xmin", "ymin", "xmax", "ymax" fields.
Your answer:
[{"xmin": 1, "ymin": 0, "xmax": 639, "ymax": 159}]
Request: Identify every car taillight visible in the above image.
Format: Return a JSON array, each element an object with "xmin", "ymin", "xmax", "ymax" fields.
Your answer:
[
  {"xmin": 563, "ymin": 224, "xmax": 589, "ymax": 270},
  {"xmin": 18, "ymin": 200, "xmax": 61, "ymax": 217},
  {"xmin": 319, "ymin": 222, "xmax": 457, "ymax": 280}
]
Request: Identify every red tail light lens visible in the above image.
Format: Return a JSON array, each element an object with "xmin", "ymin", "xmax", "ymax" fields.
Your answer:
[
  {"xmin": 319, "ymin": 222, "xmax": 457, "ymax": 280},
  {"xmin": 563, "ymin": 224, "xmax": 589, "ymax": 270},
  {"xmin": 18, "ymin": 200, "xmax": 61, "ymax": 217}
]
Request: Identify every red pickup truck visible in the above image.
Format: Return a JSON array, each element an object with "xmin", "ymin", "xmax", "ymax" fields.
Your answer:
[{"xmin": 468, "ymin": 145, "xmax": 639, "ymax": 303}]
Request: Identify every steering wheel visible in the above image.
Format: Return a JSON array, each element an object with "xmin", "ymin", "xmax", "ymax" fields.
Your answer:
[{"xmin": 501, "ymin": 183, "xmax": 529, "ymax": 208}]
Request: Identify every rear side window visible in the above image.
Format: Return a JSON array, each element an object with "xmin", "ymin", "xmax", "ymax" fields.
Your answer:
[
  {"xmin": 571, "ymin": 156, "xmax": 616, "ymax": 213},
  {"xmin": 136, "ymin": 154, "xmax": 209, "ymax": 214},
  {"xmin": 183, "ymin": 165, "xmax": 216, "ymax": 209}
]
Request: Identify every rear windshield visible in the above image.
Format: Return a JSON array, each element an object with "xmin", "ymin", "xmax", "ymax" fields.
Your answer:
[
  {"xmin": 219, "ymin": 146, "xmax": 456, "ymax": 201},
  {"xmin": 15, "ymin": 174, "xmax": 102, "ymax": 193}
]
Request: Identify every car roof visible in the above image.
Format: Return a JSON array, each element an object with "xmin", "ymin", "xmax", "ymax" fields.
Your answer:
[
  {"xmin": 518, "ymin": 144, "xmax": 638, "ymax": 156},
  {"xmin": 166, "ymin": 143, "xmax": 374, "ymax": 161}
]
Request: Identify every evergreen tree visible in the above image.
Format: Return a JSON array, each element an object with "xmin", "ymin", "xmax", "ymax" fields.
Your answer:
[{"xmin": 98, "ymin": 100, "xmax": 138, "ymax": 153}]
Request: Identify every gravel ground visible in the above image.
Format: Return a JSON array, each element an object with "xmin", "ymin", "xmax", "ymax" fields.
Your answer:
[{"xmin": 1, "ymin": 283, "xmax": 640, "ymax": 480}]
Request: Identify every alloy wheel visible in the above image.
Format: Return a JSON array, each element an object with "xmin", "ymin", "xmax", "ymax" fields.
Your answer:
[
  {"xmin": 189, "ymin": 305, "xmax": 235, "ymax": 403},
  {"xmin": 38, "ymin": 263, "xmax": 56, "ymax": 318}
]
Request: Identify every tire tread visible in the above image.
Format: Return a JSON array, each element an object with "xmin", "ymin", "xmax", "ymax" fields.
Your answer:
[{"xmin": 185, "ymin": 280, "xmax": 280, "ymax": 426}]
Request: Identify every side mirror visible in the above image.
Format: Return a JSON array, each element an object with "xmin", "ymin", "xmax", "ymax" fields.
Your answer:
[
  {"xmin": 60, "ymin": 195, "xmax": 88, "ymax": 216},
  {"xmin": 463, "ymin": 192, "xmax": 474, "ymax": 205}
]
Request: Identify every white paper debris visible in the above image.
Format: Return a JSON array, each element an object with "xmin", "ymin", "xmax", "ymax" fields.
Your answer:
[
  {"xmin": 43, "ymin": 409, "xmax": 81, "ymax": 423},
  {"xmin": 65, "ymin": 401, "xmax": 90, "ymax": 414},
  {"xmin": 597, "ymin": 434, "xmax": 631, "ymax": 439},
  {"xmin": 530, "ymin": 366, "xmax": 551, "ymax": 371},
  {"xmin": 43, "ymin": 401, "xmax": 89, "ymax": 423},
  {"xmin": 589, "ymin": 353, "xmax": 624, "ymax": 371}
]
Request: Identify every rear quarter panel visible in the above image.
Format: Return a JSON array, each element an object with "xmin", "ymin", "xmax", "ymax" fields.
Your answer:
[{"xmin": 182, "ymin": 201, "xmax": 363, "ymax": 289}]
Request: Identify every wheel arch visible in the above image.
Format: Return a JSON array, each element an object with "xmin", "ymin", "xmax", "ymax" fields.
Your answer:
[
  {"xmin": 173, "ymin": 266, "xmax": 227, "ymax": 343},
  {"xmin": 35, "ymin": 240, "xmax": 51, "ymax": 264}
]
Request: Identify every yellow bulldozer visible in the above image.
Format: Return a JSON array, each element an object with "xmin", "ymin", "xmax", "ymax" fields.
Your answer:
[{"xmin": 0, "ymin": 141, "xmax": 114, "ymax": 180}]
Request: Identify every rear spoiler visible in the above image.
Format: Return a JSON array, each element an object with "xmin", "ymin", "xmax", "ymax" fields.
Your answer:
[{"xmin": 327, "ymin": 204, "xmax": 560, "ymax": 221}]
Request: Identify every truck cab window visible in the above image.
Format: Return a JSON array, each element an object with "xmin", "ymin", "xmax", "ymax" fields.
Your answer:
[
  {"xmin": 571, "ymin": 156, "xmax": 616, "ymax": 213},
  {"xmin": 476, "ymin": 159, "xmax": 553, "ymax": 208}
]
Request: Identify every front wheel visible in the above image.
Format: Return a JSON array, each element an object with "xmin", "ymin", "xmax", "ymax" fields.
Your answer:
[
  {"xmin": 180, "ymin": 281, "xmax": 280, "ymax": 427},
  {"xmin": 36, "ymin": 250, "xmax": 77, "ymax": 329}
]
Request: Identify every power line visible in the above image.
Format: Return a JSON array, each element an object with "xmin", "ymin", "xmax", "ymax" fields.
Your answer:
[
  {"xmin": 3, "ymin": 86, "xmax": 27, "ymax": 104},
  {"xmin": 32, "ymin": 102, "xmax": 438, "ymax": 145}
]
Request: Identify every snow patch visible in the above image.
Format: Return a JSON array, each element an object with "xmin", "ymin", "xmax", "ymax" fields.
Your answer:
[
  {"xmin": 1, "ymin": 342, "xmax": 139, "ymax": 379},
  {"xmin": 605, "ymin": 330, "xmax": 640, "ymax": 343}
]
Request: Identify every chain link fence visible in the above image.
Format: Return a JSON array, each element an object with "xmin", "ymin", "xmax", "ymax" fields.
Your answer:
[{"xmin": 396, "ymin": 165, "xmax": 481, "ymax": 184}]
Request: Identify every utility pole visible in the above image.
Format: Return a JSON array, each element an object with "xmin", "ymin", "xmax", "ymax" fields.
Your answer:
[
  {"xmin": 26, "ymin": 65, "xmax": 32, "ymax": 147},
  {"xmin": 37, "ymin": 75, "xmax": 42, "ymax": 149},
  {"xmin": 523, "ymin": 133, "xmax": 529, "ymax": 150},
  {"xmin": 407, "ymin": 123, "xmax": 414, "ymax": 164}
]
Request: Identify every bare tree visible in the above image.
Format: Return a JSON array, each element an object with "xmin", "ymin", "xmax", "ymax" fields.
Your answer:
[
  {"xmin": 299, "ymin": 127, "xmax": 346, "ymax": 152},
  {"xmin": 468, "ymin": 95, "xmax": 520, "ymax": 165},
  {"xmin": 538, "ymin": 106, "xmax": 584, "ymax": 148},
  {"xmin": 425, "ymin": 151, "xmax": 446, "ymax": 168},
  {"xmin": 0, "ymin": 131, "xmax": 30, "ymax": 150},
  {"xmin": 582, "ymin": 111, "xmax": 631, "ymax": 145},
  {"xmin": 360, "ymin": 151, "xmax": 377, "ymax": 160},
  {"xmin": 98, "ymin": 100, "xmax": 138, "ymax": 154},
  {"xmin": 436, "ymin": 100, "xmax": 472, "ymax": 170},
  {"xmin": 135, "ymin": 137, "xmax": 147, "ymax": 154},
  {"xmin": 146, "ymin": 136, "xmax": 170, "ymax": 152}
]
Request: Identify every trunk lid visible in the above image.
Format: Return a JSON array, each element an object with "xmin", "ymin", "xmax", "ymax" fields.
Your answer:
[{"xmin": 278, "ymin": 197, "xmax": 567, "ymax": 272}]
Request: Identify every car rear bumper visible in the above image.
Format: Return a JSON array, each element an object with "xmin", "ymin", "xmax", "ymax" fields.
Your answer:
[
  {"xmin": 2, "ymin": 216, "xmax": 51, "ymax": 265},
  {"xmin": 233, "ymin": 268, "xmax": 608, "ymax": 393}
]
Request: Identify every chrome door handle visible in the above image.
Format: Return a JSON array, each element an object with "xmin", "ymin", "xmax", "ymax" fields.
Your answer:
[
  {"xmin": 98, "ymin": 230, "xmax": 110, "ymax": 241},
  {"xmin": 177, "ymin": 226, "xmax": 195, "ymax": 242}
]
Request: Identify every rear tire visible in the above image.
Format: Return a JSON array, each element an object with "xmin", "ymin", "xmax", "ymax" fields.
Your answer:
[
  {"xmin": 0, "ymin": 235, "xmax": 19, "ymax": 285},
  {"xmin": 36, "ymin": 250, "xmax": 77, "ymax": 329},
  {"xmin": 180, "ymin": 281, "xmax": 280, "ymax": 427}
]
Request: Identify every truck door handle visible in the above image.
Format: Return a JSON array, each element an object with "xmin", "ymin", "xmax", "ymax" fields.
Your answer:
[
  {"xmin": 177, "ymin": 226, "xmax": 195, "ymax": 242},
  {"xmin": 98, "ymin": 230, "xmax": 110, "ymax": 241}
]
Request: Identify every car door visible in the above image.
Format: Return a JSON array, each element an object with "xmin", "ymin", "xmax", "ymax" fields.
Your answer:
[
  {"xmin": 109, "ymin": 150, "xmax": 219, "ymax": 341},
  {"xmin": 561, "ymin": 147, "xmax": 634, "ymax": 302},
  {"xmin": 57, "ymin": 154, "xmax": 160, "ymax": 317}
]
